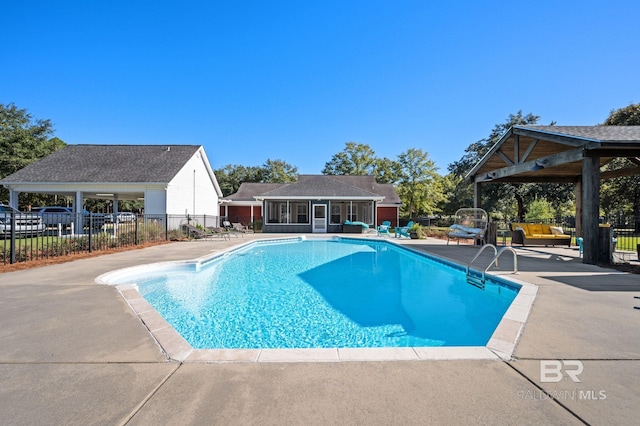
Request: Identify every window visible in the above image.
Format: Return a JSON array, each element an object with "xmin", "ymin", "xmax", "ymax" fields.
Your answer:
[
  {"xmin": 330, "ymin": 204, "xmax": 342, "ymax": 224},
  {"xmin": 329, "ymin": 201, "xmax": 374, "ymax": 225},
  {"xmin": 292, "ymin": 202, "xmax": 308, "ymax": 223},
  {"xmin": 265, "ymin": 201, "xmax": 309, "ymax": 224},
  {"xmin": 267, "ymin": 201, "xmax": 287, "ymax": 223}
]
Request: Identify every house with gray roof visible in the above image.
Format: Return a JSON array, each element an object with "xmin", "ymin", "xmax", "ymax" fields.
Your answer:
[
  {"xmin": 222, "ymin": 175, "xmax": 401, "ymax": 233},
  {"xmin": 0, "ymin": 145, "xmax": 223, "ymax": 226}
]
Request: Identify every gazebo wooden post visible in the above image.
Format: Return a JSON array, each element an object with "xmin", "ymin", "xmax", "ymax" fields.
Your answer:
[
  {"xmin": 582, "ymin": 156, "xmax": 600, "ymax": 264},
  {"xmin": 575, "ymin": 179, "xmax": 582, "ymax": 239},
  {"xmin": 473, "ymin": 182, "xmax": 482, "ymax": 209}
]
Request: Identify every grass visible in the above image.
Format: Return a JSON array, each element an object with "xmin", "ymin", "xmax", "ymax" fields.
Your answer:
[{"xmin": 615, "ymin": 235, "xmax": 640, "ymax": 252}]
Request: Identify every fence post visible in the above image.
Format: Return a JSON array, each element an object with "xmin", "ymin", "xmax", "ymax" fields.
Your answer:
[
  {"xmin": 88, "ymin": 214, "xmax": 93, "ymax": 253},
  {"xmin": 165, "ymin": 214, "xmax": 169, "ymax": 241},
  {"xmin": 135, "ymin": 218, "xmax": 139, "ymax": 245},
  {"xmin": 10, "ymin": 210, "xmax": 16, "ymax": 264}
]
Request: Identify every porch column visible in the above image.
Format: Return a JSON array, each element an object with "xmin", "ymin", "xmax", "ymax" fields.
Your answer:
[
  {"xmin": 9, "ymin": 190, "xmax": 19, "ymax": 209},
  {"xmin": 582, "ymin": 156, "xmax": 600, "ymax": 264},
  {"xmin": 74, "ymin": 191, "xmax": 84, "ymax": 234},
  {"xmin": 113, "ymin": 195, "xmax": 119, "ymax": 214},
  {"xmin": 575, "ymin": 179, "xmax": 582, "ymax": 239},
  {"xmin": 473, "ymin": 182, "xmax": 482, "ymax": 209}
]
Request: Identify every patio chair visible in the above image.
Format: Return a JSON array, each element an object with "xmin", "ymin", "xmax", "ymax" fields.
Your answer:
[
  {"xmin": 222, "ymin": 220, "xmax": 244, "ymax": 237},
  {"xmin": 447, "ymin": 208, "xmax": 488, "ymax": 245},
  {"xmin": 183, "ymin": 223, "xmax": 230, "ymax": 241},
  {"xmin": 377, "ymin": 221, "xmax": 391, "ymax": 237},
  {"xmin": 394, "ymin": 221, "xmax": 414, "ymax": 238},
  {"xmin": 232, "ymin": 222, "xmax": 253, "ymax": 233}
]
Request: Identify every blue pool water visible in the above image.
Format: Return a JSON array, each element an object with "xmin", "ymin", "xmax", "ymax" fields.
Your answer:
[{"xmin": 128, "ymin": 238, "xmax": 519, "ymax": 349}]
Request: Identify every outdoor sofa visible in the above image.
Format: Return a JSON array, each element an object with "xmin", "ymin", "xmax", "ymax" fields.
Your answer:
[
  {"xmin": 509, "ymin": 222, "xmax": 571, "ymax": 247},
  {"xmin": 343, "ymin": 220, "xmax": 368, "ymax": 233}
]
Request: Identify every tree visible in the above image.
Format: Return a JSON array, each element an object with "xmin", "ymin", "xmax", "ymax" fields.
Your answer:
[
  {"xmin": 604, "ymin": 103, "xmax": 640, "ymax": 126},
  {"xmin": 214, "ymin": 159, "xmax": 298, "ymax": 197},
  {"xmin": 601, "ymin": 102, "xmax": 640, "ymax": 231},
  {"xmin": 214, "ymin": 164, "xmax": 264, "ymax": 196},
  {"xmin": 448, "ymin": 111, "xmax": 542, "ymax": 178},
  {"xmin": 447, "ymin": 111, "xmax": 573, "ymax": 221},
  {"xmin": 322, "ymin": 142, "xmax": 377, "ymax": 175},
  {"xmin": 261, "ymin": 159, "xmax": 298, "ymax": 184},
  {"xmin": 0, "ymin": 103, "xmax": 66, "ymax": 205},
  {"xmin": 373, "ymin": 157, "xmax": 403, "ymax": 185},
  {"xmin": 396, "ymin": 148, "xmax": 443, "ymax": 219}
]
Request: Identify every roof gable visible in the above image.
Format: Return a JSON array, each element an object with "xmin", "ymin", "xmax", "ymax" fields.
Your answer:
[
  {"xmin": 260, "ymin": 175, "xmax": 382, "ymax": 198},
  {"xmin": 466, "ymin": 125, "xmax": 640, "ymax": 183},
  {"xmin": 0, "ymin": 145, "xmax": 202, "ymax": 183}
]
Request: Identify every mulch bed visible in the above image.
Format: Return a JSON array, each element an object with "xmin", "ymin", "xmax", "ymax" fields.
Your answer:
[
  {"xmin": 0, "ymin": 241, "xmax": 172, "ymax": 273},
  {"xmin": 604, "ymin": 263, "xmax": 640, "ymax": 275}
]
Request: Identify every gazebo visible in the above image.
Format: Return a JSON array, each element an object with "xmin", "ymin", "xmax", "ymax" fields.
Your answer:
[{"xmin": 466, "ymin": 126, "xmax": 640, "ymax": 264}]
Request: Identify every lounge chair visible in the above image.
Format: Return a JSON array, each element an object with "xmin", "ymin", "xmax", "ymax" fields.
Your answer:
[
  {"xmin": 183, "ymin": 223, "xmax": 230, "ymax": 241},
  {"xmin": 222, "ymin": 220, "xmax": 243, "ymax": 238},
  {"xmin": 232, "ymin": 222, "xmax": 253, "ymax": 233},
  {"xmin": 447, "ymin": 208, "xmax": 487, "ymax": 245},
  {"xmin": 394, "ymin": 221, "xmax": 414, "ymax": 238},
  {"xmin": 377, "ymin": 221, "xmax": 391, "ymax": 237}
]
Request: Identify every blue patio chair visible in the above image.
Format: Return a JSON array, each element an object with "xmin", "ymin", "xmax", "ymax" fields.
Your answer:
[
  {"xmin": 395, "ymin": 221, "xmax": 414, "ymax": 238},
  {"xmin": 377, "ymin": 221, "xmax": 391, "ymax": 237},
  {"xmin": 576, "ymin": 237, "xmax": 584, "ymax": 257}
]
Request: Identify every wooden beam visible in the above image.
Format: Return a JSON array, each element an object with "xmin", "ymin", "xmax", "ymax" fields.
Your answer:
[
  {"xmin": 582, "ymin": 156, "xmax": 600, "ymax": 265},
  {"xmin": 473, "ymin": 148, "xmax": 585, "ymax": 183},
  {"xmin": 497, "ymin": 149, "xmax": 514, "ymax": 166},
  {"xmin": 489, "ymin": 176, "xmax": 580, "ymax": 184},
  {"xmin": 601, "ymin": 166, "xmax": 640, "ymax": 179},
  {"xmin": 628, "ymin": 157, "xmax": 640, "ymax": 167},
  {"xmin": 521, "ymin": 139, "xmax": 538, "ymax": 162},
  {"xmin": 514, "ymin": 135, "xmax": 520, "ymax": 163},
  {"xmin": 474, "ymin": 182, "xmax": 482, "ymax": 208},
  {"xmin": 575, "ymin": 180, "xmax": 582, "ymax": 239},
  {"xmin": 585, "ymin": 148, "xmax": 640, "ymax": 157}
]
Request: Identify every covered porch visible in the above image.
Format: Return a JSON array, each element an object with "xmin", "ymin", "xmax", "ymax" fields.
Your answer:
[{"xmin": 466, "ymin": 125, "xmax": 640, "ymax": 265}]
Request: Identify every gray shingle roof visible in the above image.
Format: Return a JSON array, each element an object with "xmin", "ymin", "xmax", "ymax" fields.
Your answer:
[
  {"xmin": 261, "ymin": 175, "xmax": 382, "ymax": 198},
  {"xmin": 0, "ymin": 145, "xmax": 201, "ymax": 183},
  {"xmin": 517, "ymin": 126, "xmax": 640, "ymax": 142},
  {"xmin": 225, "ymin": 183, "xmax": 287, "ymax": 201},
  {"xmin": 223, "ymin": 175, "xmax": 401, "ymax": 204},
  {"xmin": 312, "ymin": 175, "xmax": 401, "ymax": 204}
]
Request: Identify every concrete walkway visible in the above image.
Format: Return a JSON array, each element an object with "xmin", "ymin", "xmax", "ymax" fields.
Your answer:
[{"xmin": 1, "ymin": 235, "xmax": 638, "ymax": 425}]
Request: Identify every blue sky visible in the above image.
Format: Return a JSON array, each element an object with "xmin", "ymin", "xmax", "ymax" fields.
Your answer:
[{"xmin": 2, "ymin": 1, "xmax": 639, "ymax": 175}]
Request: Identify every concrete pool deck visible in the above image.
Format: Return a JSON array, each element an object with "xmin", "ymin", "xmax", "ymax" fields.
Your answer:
[{"xmin": 1, "ymin": 234, "xmax": 639, "ymax": 425}]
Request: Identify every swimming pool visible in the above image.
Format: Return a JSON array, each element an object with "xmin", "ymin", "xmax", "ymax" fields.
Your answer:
[{"xmin": 99, "ymin": 237, "xmax": 533, "ymax": 358}]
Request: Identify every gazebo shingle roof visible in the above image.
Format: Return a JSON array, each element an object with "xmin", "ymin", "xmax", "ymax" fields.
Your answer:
[{"xmin": 518, "ymin": 126, "xmax": 640, "ymax": 143}]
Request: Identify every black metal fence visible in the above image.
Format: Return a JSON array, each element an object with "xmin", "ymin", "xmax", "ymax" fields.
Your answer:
[{"xmin": 1, "ymin": 212, "xmax": 225, "ymax": 266}]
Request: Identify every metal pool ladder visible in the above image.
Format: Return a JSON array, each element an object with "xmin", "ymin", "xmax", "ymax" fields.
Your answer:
[{"xmin": 466, "ymin": 244, "xmax": 519, "ymax": 289}]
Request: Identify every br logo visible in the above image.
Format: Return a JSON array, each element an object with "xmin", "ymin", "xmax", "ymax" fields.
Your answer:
[{"xmin": 540, "ymin": 360, "xmax": 584, "ymax": 383}]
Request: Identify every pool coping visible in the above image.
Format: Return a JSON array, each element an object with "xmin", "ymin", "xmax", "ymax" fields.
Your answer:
[{"xmin": 98, "ymin": 236, "xmax": 538, "ymax": 363}]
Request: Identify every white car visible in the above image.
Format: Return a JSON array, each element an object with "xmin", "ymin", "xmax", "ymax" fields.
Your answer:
[
  {"xmin": 114, "ymin": 212, "xmax": 137, "ymax": 223},
  {"xmin": 0, "ymin": 204, "xmax": 46, "ymax": 238},
  {"xmin": 33, "ymin": 206, "xmax": 106, "ymax": 230}
]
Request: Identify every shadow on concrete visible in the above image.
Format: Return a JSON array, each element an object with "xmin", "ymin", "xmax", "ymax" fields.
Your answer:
[{"xmin": 539, "ymin": 274, "xmax": 640, "ymax": 291}]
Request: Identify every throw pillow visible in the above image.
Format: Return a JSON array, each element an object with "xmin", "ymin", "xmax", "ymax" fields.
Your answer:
[{"xmin": 550, "ymin": 226, "xmax": 564, "ymax": 235}]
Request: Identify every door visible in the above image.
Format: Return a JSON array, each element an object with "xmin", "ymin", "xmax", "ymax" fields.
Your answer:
[{"xmin": 312, "ymin": 204, "xmax": 327, "ymax": 233}]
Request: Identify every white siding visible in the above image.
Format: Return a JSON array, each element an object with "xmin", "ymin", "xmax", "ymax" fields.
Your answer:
[
  {"xmin": 166, "ymin": 150, "xmax": 219, "ymax": 216},
  {"xmin": 144, "ymin": 188, "xmax": 167, "ymax": 215}
]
